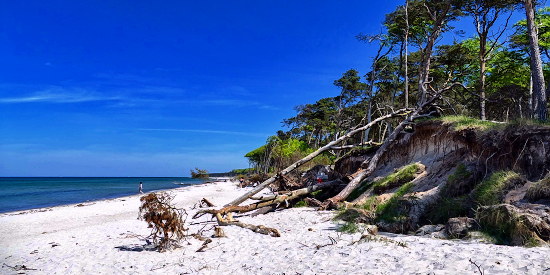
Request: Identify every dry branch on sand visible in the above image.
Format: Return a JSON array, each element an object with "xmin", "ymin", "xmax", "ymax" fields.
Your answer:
[
  {"xmin": 192, "ymin": 179, "xmax": 345, "ymax": 236},
  {"xmin": 138, "ymin": 192, "xmax": 188, "ymax": 252}
]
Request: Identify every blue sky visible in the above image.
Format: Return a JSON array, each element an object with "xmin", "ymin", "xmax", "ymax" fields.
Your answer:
[{"xmin": 0, "ymin": 1, "xmax": 524, "ymax": 176}]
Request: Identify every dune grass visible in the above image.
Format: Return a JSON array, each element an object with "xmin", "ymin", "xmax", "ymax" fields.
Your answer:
[
  {"xmin": 347, "ymin": 163, "xmax": 421, "ymax": 202},
  {"xmin": 437, "ymin": 115, "xmax": 502, "ymax": 131},
  {"xmin": 375, "ymin": 182, "xmax": 414, "ymax": 222},
  {"xmin": 525, "ymin": 177, "xmax": 550, "ymax": 202},
  {"xmin": 472, "ymin": 171, "xmax": 520, "ymax": 206}
]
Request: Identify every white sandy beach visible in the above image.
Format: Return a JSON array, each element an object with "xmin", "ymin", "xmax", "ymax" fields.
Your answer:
[{"xmin": 1, "ymin": 180, "xmax": 549, "ymax": 274}]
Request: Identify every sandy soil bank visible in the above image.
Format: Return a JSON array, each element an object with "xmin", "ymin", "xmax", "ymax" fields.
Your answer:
[{"xmin": 1, "ymin": 180, "xmax": 548, "ymax": 274}]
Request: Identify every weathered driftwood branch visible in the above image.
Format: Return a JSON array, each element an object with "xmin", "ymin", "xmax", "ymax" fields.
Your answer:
[
  {"xmin": 192, "ymin": 180, "xmax": 342, "ymax": 237},
  {"xmin": 199, "ymin": 198, "xmax": 215, "ymax": 207},
  {"xmin": 330, "ymin": 141, "xmax": 381, "ymax": 150},
  {"xmin": 197, "ymin": 179, "xmax": 343, "ymax": 218},
  {"xmin": 194, "ymin": 210, "xmax": 281, "ymax": 237},
  {"xmin": 226, "ymin": 108, "xmax": 411, "ymax": 206},
  {"xmin": 221, "ymin": 220, "xmax": 281, "ymax": 237},
  {"xmin": 322, "ymin": 86, "xmax": 453, "ymax": 208}
]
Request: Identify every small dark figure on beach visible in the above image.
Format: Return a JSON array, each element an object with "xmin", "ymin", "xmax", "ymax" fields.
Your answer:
[
  {"xmin": 139, "ymin": 182, "xmax": 143, "ymax": 194},
  {"xmin": 239, "ymin": 177, "xmax": 245, "ymax": 188}
]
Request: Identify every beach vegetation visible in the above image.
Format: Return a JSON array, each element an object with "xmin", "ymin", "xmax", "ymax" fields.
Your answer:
[
  {"xmin": 347, "ymin": 163, "xmax": 421, "ymax": 202},
  {"xmin": 472, "ymin": 171, "xmax": 521, "ymax": 206},
  {"xmin": 337, "ymin": 221, "xmax": 360, "ymax": 233},
  {"xmin": 441, "ymin": 163, "xmax": 473, "ymax": 197},
  {"xmin": 375, "ymin": 182, "xmax": 414, "ymax": 223},
  {"xmin": 525, "ymin": 176, "xmax": 550, "ymax": 202},
  {"xmin": 138, "ymin": 192, "xmax": 188, "ymax": 252},
  {"xmin": 371, "ymin": 163, "xmax": 421, "ymax": 194},
  {"xmin": 437, "ymin": 116, "xmax": 502, "ymax": 131},
  {"xmin": 476, "ymin": 204, "xmax": 544, "ymax": 246},
  {"xmin": 293, "ymin": 200, "xmax": 307, "ymax": 207},
  {"xmin": 424, "ymin": 196, "xmax": 470, "ymax": 224}
]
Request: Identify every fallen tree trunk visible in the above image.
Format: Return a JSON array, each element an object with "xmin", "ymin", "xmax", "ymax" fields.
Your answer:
[
  {"xmin": 226, "ymin": 109, "xmax": 411, "ymax": 206},
  {"xmin": 193, "ymin": 180, "xmax": 343, "ymax": 237},
  {"xmin": 198, "ymin": 179, "xmax": 343, "ymax": 218},
  {"xmin": 322, "ymin": 87, "xmax": 453, "ymax": 208}
]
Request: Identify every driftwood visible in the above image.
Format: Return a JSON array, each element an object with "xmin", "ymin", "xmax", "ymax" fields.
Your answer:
[
  {"xmin": 193, "ymin": 179, "xmax": 343, "ymax": 236},
  {"xmin": 199, "ymin": 198, "xmax": 215, "ymax": 207},
  {"xmin": 226, "ymin": 108, "xmax": 411, "ymax": 206},
  {"xmin": 198, "ymin": 179, "xmax": 343, "ymax": 218}
]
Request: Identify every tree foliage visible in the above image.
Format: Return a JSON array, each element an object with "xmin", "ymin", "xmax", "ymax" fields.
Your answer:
[{"xmin": 243, "ymin": 0, "xmax": 550, "ymax": 175}]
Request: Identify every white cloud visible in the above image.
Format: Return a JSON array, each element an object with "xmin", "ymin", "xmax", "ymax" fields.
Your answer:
[{"xmin": 0, "ymin": 87, "xmax": 120, "ymax": 103}]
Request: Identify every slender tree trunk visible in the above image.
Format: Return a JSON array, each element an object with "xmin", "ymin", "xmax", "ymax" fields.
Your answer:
[
  {"xmin": 404, "ymin": 0, "xmax": 409, "ymax": 108},
  {"xmin": 525, "ymin": 0, "xmax": 547, "ymax": 121},
  {"xmin": 418, "ymin": 2, "xmax": 451, "ymax": 106},
  {"xmin": 479, "ymin": 38, "xmax": 487, "ymax": 121},
  {"xmin": 529, "ymin": 75, "xmax": 533, "ymax": 117}
]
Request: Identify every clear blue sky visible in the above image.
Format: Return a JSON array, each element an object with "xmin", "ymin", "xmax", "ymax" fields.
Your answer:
[{"xmin": 0, "ymin": 1, "xmax": 523, "ymax": 176}]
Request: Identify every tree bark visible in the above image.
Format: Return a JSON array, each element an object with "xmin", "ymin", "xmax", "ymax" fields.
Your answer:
[
  {"xmin": 404, "ymin": 0, "xmax": 409, "ymax": 109},
  {"xmin": 525, "ymin": 0, "xmax": 547, "ymax": 121},
  {"xmin": 418, "ymin": 1, "xmax": 452, "ymax": 106},
  {"xmin": 199, "ymin": 179, "xmax": 343, "ymax": 218},
  {"xmin": 226, "ymin": 109, "xmax": 410, "ymax": 206}
]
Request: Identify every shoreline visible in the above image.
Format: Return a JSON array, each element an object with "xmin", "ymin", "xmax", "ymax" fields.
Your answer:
[
  {"xmin": 1, "ymin": 180, "xmax": 549, "ymax": 274},
  {"xmin": 0, "ymin": 177, "xmax": 221, "ymax": 215},
  {"xmin": 0, "ymin": 178, "xmax": 228, "ymax": 216}
]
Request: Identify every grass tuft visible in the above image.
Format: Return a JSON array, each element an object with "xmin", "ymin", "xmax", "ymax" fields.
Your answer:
[
  {"xmin": 525, "ymin": 177, "xmax": 550, "ymax": 202},
  {"xmin": 476, "ymin": 204, "xmax": 544, "ymax": 246},
  {"xmin": 472, "ymin": 171, "xmax": 521, "ymax": 206},
  {"xmin": 337, "ymin": 221, "xmax": 360, "ymax": 234},
  {"xmin": 347, "ymin": 163, "xmax": 421, "ymax": 201},
  {"xmin": 293, "ymin": 200, "xmax": 307, "ymax": 207},
  {"xmin": 375, "ymin": 182, "xmax": 414, "ymax": 222},
  {"xmin": 371, "ymin": 163, "xmax": 421, "ymax": 194}
]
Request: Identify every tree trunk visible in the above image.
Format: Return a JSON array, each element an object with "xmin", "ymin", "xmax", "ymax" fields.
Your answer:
[
  {"xmin": 226, "ymin": 109, "xmax": 410, "ymax": 206},
  {"xmin": 479, "ymin": 32, "xmax": 487, "ymax": 121},
  {"xmin": 404, "ymin": 0, "xmax": 409, "ymax": 109},
  {"xmin": 418, "ymin": 2, "xmax": 451, "ymax": 106},
  {"xmin": 525, "ymin": 0, "xmax": 547, "ymax": 121}
]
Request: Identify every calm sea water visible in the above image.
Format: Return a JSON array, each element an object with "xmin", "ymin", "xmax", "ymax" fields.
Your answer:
[{"xmin": 0, "ymin": 177, "xmax": 206, "ymax": 213}]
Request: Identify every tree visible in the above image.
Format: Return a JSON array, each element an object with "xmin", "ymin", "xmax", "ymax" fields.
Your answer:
[
  {"xmin": 333, "ymin": 69, "xmax": 367, "ymax": 139},
  {"xmin": 385, "ymin": 0, "xmax": 462, "ymax": 105},
  {"xmin": 524, "ymin": 0, "xmax": 547, "ymax": 121},
  {"xmin": 190, "ymin": 168, "xmax": 209, "ymax": 179},
  {"xmin": 464, "ymin": 0, "xmax": 517, "ymax": 120}
]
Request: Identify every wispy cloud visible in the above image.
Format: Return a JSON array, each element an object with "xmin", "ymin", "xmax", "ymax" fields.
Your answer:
[
  {"xmin": 0, "ymin": 87, "xmax": 120, "ymax": 104},
  {"xmin": 201, "ymin": 99, "xmax": 278, "ymax": 110},
  {"xmin": 138, "ymin": 128, "xmax": 270, "ymax": 137}
]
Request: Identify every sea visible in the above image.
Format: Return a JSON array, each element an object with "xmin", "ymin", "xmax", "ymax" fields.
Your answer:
[{"xmin": 0, "ymin": 177, "xmax": 206, "ymax": 213}]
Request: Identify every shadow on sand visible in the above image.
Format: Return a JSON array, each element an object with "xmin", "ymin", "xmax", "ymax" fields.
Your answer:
[{"xmin": 115, "ymin": 243, "xmax": 157, "ymax": 252}]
